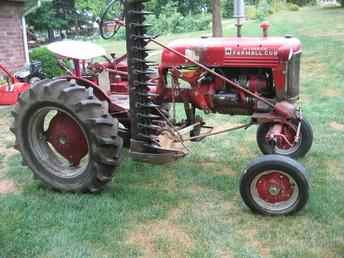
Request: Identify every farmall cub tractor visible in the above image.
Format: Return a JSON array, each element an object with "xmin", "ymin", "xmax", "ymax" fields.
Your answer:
[{"xmin": 11, "ymin": 0, "xmax": 313, "ymax": 215}]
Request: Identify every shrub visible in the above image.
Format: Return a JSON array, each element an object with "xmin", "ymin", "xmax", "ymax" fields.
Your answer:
[
  {"xmin": 256, "ymin": 0, "xmax": 273, "ymax": 21},
  {"xmin": 29, "ymin": 47, "xmax": 65, "ymax": 78},
  {"xmin": 287, "ymin": 3, "xmax": 300, "ymax": 11},
  {"xmin": 146, "ymin": 6, "xmax": 211, "ymax": 35},
  {"xmin": 222, "ymin": 0, "xmax": 234, "ymax": 18},
  {"xmin": 288, "ymin": 0, "xmax": 315, "ymax": 6},
  {"xmin": 246, "ymin": 5, "xmax": 258, "ymax": 19},
  {"xmin": 114, "ymin": 27, "xmax": 126, "ymax": 41},
  {"xmin": 110, "ymin": 1, "xmax": 211, "ymax": 38},
  {"xmin": 181, "ymin": 14, "xmax": 212, "ymax": 33},
  {"xmin": 271, "ymin": 0, "xmax": 288, "ymax": 12}
]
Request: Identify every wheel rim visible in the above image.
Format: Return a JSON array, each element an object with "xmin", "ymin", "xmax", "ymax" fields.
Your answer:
[
  {"xmin": 250, "ymin": 170, "xmax": 299, "ymax": 212},
  {"xmin": 274, "ymin": 124, "xmax": 302, "ymax": 155},
  {"xmin": 27, "ymin": 106, "xmax": 90, "ymax": 179}
]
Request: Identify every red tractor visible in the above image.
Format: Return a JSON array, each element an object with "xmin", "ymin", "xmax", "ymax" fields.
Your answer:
[{"xmin": 11, "ymin": 0, "xmax": 313, "ymax": 215}]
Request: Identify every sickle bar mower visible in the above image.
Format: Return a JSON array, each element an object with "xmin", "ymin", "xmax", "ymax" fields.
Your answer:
[
  {"xmin": 125, "ymin": 0, "xmax": 185, "ymax": 163},
  {"xmin": 10, "ymin": 0, "xmax": 313, "ymax": 215}
]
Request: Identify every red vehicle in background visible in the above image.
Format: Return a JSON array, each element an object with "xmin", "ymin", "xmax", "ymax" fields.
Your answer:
[{"xmin": 0, "ymin": 62, "xmax": 44, "ymax": 105}]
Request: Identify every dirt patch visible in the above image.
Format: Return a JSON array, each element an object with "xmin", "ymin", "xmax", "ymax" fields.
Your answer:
[
  {"xmin": 0, "ymin": 179, "xmax": 18, "ymax": 194},
  {"xmin": 200, "ymin": 199, "xmax": 236, "ymax": 214},
  {"xmin": 323, "ymin": 88, "xmax": 342, "ymax": 97},
  {"xmin": 188, "ymin": 184, "xmax": 206, "ymax": 195},
  {"xmin": 192, "ymin": 197, "xmax": 239, "ymax": 219},
  {"xmin": 325, "ymin": 159, "xmax": 343, "ymax": 182},
  {"xmin": 238, "ymin": 144, "xmax": 254, "ymax": 157},
  {"xmin": 302, "ymin": 31, "xmax": 344, "ymax": 38},
  {"xmin": 127, "ymin": 208, "xmax": 193, "ymax": 258},
  {"xmin": 199, "ymin": 160, "xmax": 237, "ymax": 176},
  {"xmin": 242, "ymin": 228, "xmax": 271, "ymax": 257},
  {"xmin": 0, "ymin": 109, "xmax": 16, "ymax": 161},
  {"xmin": 319, "ymin": 249, "xmax": 339, "ymax": 258},
  {"xmin": 216, "ymin": 250, "xmax": 234, "ymax": 258},
  {"xmin": 0, "ymin": 109, "xmax": 19, "ymax": 182},
  {"xmin": 127, "ymin": 221, "xmax": 193, "ymax": 257},
  {"xmin": 0, "ymin": 145, "xmax": 17, "ymax": 159},
  {"xmin": 302, "ymin": 58, "xmax": 327, "ymax": 78},
  {"xmin": 214, "ymin": 122, "xmax": 244, "ymax": 133},
  {"xmin": 330, "ymin": 122, "xmax": 344, "ymax": 131}
]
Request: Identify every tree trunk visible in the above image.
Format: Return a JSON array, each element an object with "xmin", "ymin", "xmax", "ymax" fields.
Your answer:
[
  {"xmin": 48, "ymin": 29, "xmax": 55, "ymax": 42},
  {"xmin": 212, "ymin": 0, "xmax": 223, "ymax": 37}
]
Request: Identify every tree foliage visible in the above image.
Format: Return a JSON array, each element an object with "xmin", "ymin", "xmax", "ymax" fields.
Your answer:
[
  {"xmin": 27, "ymin": 0, "xmax": 77, "ymax": 31},
  {"xmin": 27, "ymin": 1, "xmax": 64, "ymax": 31},
  {"xmin": 27, "ymin": 0, "xmax": 219, "ymax": 37},
  {"xmin": 27, "ymin": 0, "xmax": 317, "ymax": 40},
  {"xmin": 76, "ymin": 0, "xmax": 108, "ymax": 17}
]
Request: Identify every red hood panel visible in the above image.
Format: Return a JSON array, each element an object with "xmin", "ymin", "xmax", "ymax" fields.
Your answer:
[{"xmin": 161, "ymin": 36, "xmax": 302, "ymax": 67}]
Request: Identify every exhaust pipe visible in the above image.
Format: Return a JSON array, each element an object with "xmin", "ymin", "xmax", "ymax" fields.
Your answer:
[{"xmin": 234, "ymin": 0, "xmax": 245, "ymax": 37}]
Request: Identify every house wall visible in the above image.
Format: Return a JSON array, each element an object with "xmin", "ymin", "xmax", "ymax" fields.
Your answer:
[{"xmin": 0, "ymin": 1, "xmax": 25, "ymax": 71}]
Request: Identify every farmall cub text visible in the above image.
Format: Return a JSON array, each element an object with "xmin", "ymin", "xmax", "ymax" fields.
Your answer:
[{"xmin": 11, "ymin": 0, "xmax": 313, "ymax": 215}]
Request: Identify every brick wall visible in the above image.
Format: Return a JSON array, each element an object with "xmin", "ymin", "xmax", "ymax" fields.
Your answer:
[{"xmin": 0, "ymin": 1, "xmax": 26, "ymax": 71}]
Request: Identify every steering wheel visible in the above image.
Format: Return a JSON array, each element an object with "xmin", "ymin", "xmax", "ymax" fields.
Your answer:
[{"xmin": 99, "ymin": 0, "xmax": 125, "ymax": 40}]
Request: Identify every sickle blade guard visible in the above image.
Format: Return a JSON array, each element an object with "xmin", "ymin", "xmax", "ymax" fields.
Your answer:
[{"xmin": 125, "ymin": 0, "xmax": 186, "ymax": 164}]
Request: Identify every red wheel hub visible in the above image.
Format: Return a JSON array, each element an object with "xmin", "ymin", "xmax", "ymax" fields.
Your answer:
[
  {"xmin": 47, "ymin": 113, "xmax": 88, "ymax": 166},
  {"xmin": 276, "ymin": 125, "xmax": 296, "ymax": 150},
  {"xmin": 256, "ymin": 172, "xmax": 294, "ymax": 203}
]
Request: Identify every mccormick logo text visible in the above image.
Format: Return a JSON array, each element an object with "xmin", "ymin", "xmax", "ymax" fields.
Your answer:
[{"xmin": 225, "ymin": 47, "xmax": 278, "ymax": 57}]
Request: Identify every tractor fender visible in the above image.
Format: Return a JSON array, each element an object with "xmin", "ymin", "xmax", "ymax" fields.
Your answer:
[{"xmin": 61, "ymin": 76, "xmax": 125, "ymax": 113}]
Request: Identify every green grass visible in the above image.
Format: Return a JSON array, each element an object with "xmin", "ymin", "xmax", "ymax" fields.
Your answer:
[{"xmin": 1, "ymin": 7, "xmax": 344, "ymax": 258}]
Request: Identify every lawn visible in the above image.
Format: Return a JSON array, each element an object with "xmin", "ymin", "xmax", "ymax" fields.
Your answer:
[{"xmin": 1, "ymin": 6, "xmax": 344, "ymax": 258}]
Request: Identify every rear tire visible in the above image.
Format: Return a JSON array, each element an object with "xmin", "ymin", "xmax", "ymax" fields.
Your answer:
[
  {"xmin": 11, "ymin": 78, "xmax": 123, "ymax": 193},
  {"xmin": 240, "ymin": 155, "xmax": 309, "ymax": 216}
]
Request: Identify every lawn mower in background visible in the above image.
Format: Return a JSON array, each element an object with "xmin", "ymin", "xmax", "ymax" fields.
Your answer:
[
  {"xmin": 10, "ymin": 0, "xmax": 313, "ymax": 216},
  {"xmin": 15, "ymin": 61, "xmax": 45, "ymax": 84},
  {"xmin": 0, "ymin": 62, "xmax": 44, "ymax": 105}
]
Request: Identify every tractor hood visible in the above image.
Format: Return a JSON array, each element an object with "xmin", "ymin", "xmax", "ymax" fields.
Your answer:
[{"xmin": 160, "ymin": 36, "xmax": 302, "ymax": 68}]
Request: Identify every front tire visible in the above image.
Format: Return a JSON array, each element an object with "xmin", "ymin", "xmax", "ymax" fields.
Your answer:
[
  {"xmin": 256, "ymin": 118, "xmax": 313, "ymax": 159},
  {"xmin": 240, "ymin": 155, "xmax": 309, "ymax": 216},
  {"xmin": 11, "ymin": 78, "xmax": 123, "ymax": 193}
]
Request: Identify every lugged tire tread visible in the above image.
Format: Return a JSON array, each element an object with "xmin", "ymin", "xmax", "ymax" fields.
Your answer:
[{"xmin": 12, "ymin": 78, "xmax": 123, "ymax": 193}]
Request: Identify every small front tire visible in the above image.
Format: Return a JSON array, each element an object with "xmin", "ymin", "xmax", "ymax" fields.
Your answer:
[
  {"xmin": 256, "ymin": 118, "xmax": 313, "ymax": 159},
  {"xmin": 240, "ymin": 155, "xmax": 309, "ymax": 216}
]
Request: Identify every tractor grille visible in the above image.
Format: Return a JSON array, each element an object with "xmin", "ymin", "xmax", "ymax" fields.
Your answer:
[{"xmin": 287, "ymin": 52, "xmax": 301, "ymax": 100}]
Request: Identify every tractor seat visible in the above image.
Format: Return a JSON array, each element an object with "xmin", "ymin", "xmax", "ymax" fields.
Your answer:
[{"xmin": 47, "ymin": 40, "xmax": 106, "ymax": 60}]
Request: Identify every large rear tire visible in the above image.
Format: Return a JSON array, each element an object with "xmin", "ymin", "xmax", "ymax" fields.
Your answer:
[{"xmin": 11, "ymin": 78, "xmax": 123, "ymax": 193}]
